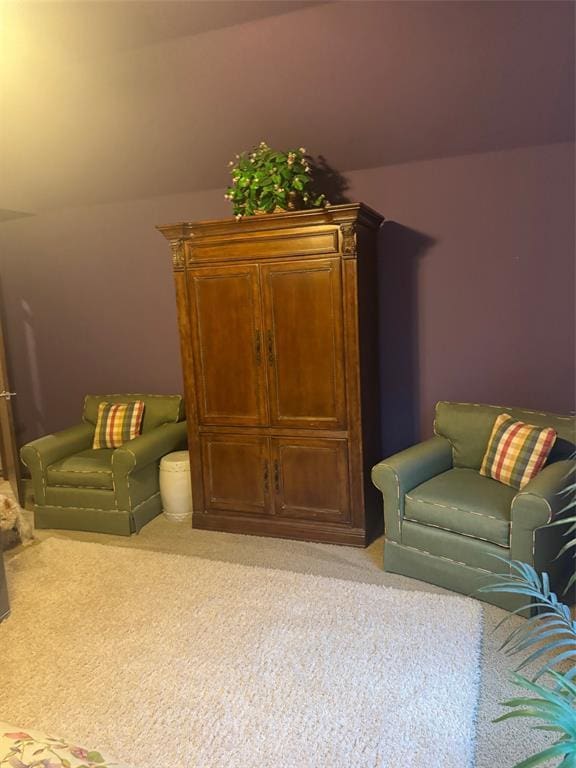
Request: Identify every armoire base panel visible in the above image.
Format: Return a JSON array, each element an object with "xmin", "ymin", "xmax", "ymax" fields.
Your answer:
[{"xmin": 192, "ymin": 510, "xmax": 371, "ymax": 547}]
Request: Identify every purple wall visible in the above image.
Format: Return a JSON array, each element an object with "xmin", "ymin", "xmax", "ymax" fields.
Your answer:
[
  {"xmin": 347, "ymin": 143, "xmax": 576, "ymax": 452},
  {"xmin": 0, "ymin": 188, "xmax": 228, "ymax": 445},
  {"xmin": 1, "ymin": 143, "xmax": 574, "ymax": 454}
]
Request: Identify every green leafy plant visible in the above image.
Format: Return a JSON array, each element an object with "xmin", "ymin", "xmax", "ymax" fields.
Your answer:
[
  {"xmin": 480, "ymin": 460, "xmax": 576, "ymax": 767},
  {"xmin": 225, "ymin": 141, "xmax": 327, "ymax": 218}
]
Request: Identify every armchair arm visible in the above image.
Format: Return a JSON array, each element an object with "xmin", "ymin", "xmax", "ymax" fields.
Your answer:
[
  {"xmin": 510, "ymin": 459, "xmax": 575, "ymax": 561},
  {"xmin": 112, "ymin": 422, "xmax": 187, "ymax": 479},
  {"xmin": 20, "ymin": 423, "xmax": 95, "ymax": 504},
  {"xmin": 371, "ymin": 436, "xmax": 453, "ymax": 542}
]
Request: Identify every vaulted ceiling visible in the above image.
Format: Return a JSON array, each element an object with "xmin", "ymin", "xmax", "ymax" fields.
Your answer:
[{"xmin": 0, "ymin": 0, "xmax": 573, "ymax": 215}]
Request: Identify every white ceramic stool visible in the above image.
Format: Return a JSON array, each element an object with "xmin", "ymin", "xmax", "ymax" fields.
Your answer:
[{"xmin": 159, "ymin": 451, "xmax": 192, "ymax": 522}]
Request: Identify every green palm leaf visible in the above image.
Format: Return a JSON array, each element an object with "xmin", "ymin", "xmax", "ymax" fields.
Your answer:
[
  {"xmin": 495, "ymin": 674, "xmax": 576, "ymax": 768},
  {"xmin": 482, "ymin": 561, "xmax": 576, "ymax": 681},
  {"xmin": 479, "ymin": 456, "xmax": 575, "ymax": 766},
  {"xmin": 548, "ymin": 460, "xmax": 576, "ymax": 593},
  {"xmin": 513, "ymin": 743, "xmax": 576, "ymax": 768}
]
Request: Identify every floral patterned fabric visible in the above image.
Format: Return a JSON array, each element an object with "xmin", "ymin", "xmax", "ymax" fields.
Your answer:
[{"xmin": 0, "ymin": 722, "xmax": 131, "ymax": 767}]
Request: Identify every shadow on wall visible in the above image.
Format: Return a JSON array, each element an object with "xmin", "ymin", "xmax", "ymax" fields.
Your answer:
[
  {"xmin": 378, "ymin": 222, "xmax": 436, "ymax": 458},
  {"xmin": 20, "ymin": 299, "xmax": 46, "ymax": 440},
  {"xmin": 0, "ymin": 276, "xmax": 43, "ymax": 446},
  {"xmin": 0, "ymin": 272, "xmax": 46, "ymax": 445},
  {"xmin": 310, "ymin": 156, "xmax": 352, "ymax": 204}
]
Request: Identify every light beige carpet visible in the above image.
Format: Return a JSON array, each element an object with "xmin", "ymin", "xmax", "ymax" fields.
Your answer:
[{"xmin": 2, "ymin": 537, "xmax": 482, "ymax": 767}]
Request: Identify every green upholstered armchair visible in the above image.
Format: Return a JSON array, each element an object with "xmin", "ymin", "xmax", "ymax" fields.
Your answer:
[
  {"xmin": 372, "ymin": 402, "xmax": 575, "ymax": 612},
  {"xmin": 21, "ymin": 394, "xmax": 187, "ymax": 536}
]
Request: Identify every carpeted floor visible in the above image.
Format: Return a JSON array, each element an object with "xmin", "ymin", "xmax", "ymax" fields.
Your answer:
[
  {"xmin": 3, "ymin": 538, "xmax": 482, "ymax": 767},
  {"xmin": 4, "ymin": 515, "xmax": 557, "ymax": 767}
]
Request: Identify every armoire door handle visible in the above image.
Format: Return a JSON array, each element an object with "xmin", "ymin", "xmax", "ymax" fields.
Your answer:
[
  {"xmin": 274, "ymin": 460, "xmax": 280, "ymax": 493},
  {"xmin": 263, "ymin": 460, "xmax": 269, "ymax": 492},
  {"xmin": 255, "ymin": 330, "xmax": 262, "ymax": 365},
  {"xmin": 267, "ymin": 330, "xmax": 274, "ymax": 364}
]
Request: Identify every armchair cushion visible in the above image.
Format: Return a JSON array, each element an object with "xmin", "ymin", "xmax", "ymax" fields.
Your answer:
[
  {"xmin": 83, "ymin": 394, "xmax": 183, "ymax": 433},
  {"xmin": 405, "ymin": 468, "xmax": 516, "ymax": 547},
  {"xmin": 480, "ymin": 413, "xmax": 556, "ymax": 489},
  {"xmin": 93, "ymin": 400, "xmax": 145, "ymax": 449},
  {"xmin": 434, "ymin": 401, "xmax": 575, "ymax": 469},
  {"xmin": 46, "ymin": 449, "xmax": 115, "ymax": 489}
]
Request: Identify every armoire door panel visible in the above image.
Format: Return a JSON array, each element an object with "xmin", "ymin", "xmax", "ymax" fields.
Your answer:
[
  {"xmin": 201, "ymin": 434, "xmax": 271, "ymax": 515},
  {"xmin": 272, "ymin": 437, "xmax": 350, "ymax": 523},
  {"xmin": 189, "ymin": 265, "xmax": 267, "ymax": 426},
  {"xmin": 261, "ymin": 259, "xmax": 346, "ymax": 429}
]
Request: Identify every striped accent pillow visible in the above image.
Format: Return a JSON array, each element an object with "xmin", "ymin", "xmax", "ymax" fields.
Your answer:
[
  {"xmin": 92, "ymin": 401, "xmax": 145, "ymax": 449},
  {"xmin": 480, "ymin": 413, "xmax": 557, "ymax": 489}
]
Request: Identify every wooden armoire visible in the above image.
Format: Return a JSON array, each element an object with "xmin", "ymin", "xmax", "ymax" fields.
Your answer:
[{"xmin": 158, "ymin": 203, "xmax": 384, "ymax": 546}]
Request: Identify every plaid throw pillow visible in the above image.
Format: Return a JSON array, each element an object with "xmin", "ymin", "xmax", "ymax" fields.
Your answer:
[
  {"xmin": 92, "ymin": 401, "xmax": 145, "ymax": 449},
  {"xmin": 480, "ymin": 413, "xmax": 556, "ymax": 489}
]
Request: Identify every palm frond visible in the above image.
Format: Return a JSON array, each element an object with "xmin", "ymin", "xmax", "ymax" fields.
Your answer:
[
  {"xmin": 495, "ymin": 674, "xmax": 576, "ymax": 768},
  {"xmin": 481, "ymin": 455, "xmax": 576, "ymax": 767},
  {"xmin": 549, "ymin": 459, "xmax": 576, "ymax": 595},
  {"xmin": 481, "ymin": 561, "xmax": 576, "ymax": 680}
]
